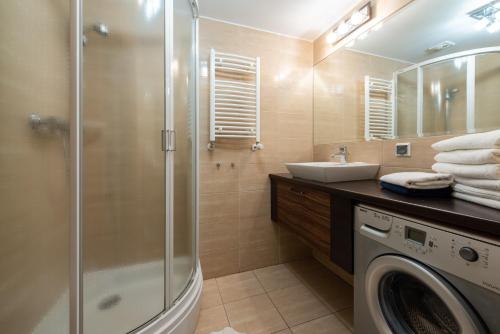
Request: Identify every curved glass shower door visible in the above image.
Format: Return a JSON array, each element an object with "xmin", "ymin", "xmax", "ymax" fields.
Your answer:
[
  {"xmin": 82, "ymin": 1, "xmax": 166, "ymax": 333},
  {"xmin": 171, "ymin": 0, "xmax": 197, "ymax": 301}
]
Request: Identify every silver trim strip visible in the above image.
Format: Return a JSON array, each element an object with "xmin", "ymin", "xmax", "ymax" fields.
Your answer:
[
  {"xmin": 466, "ymin": 55, "xmax": 476, "ymax": 132},
  {"xmin": 70, "ymin": 0, "xmax": 83, "ymax": 333},
  {"xmin": 416, "ymin": 67, "xmax": 423, "ymax": 137},
  {"xmin": 165, "ymin": 0, "xmax": 174, "ymax": 308},
  {"xmin": 395, "ymin": 46, "xmax": 500, "ymax": 75}
]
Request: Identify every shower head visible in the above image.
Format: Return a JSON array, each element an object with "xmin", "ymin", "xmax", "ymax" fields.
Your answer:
[{"xmin": 445, "ymin": 88, "xmax": 459, "ymax": 101}]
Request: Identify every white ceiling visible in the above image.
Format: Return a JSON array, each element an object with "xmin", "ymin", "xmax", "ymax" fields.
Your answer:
[
  {"xmin": 349, "ymin": 0, "xmax": 500, "ymax": 63},
  {"xmin": 198, "ymin": 0, "xmax": 358, "ymax": 41}
]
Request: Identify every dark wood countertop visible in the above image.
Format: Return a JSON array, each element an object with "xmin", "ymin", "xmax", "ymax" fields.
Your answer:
[{"xmin": 270, "ymin": 173, "xmax": 500, "ymax": 239}]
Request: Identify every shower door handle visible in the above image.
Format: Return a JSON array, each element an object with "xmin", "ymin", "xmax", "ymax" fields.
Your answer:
[
  {"xmin": 169, "ymin": 130, "xmax": 176, "ymax": 152},
  {"xmin": 161, "ymin": 129, "xmax": 176, "ymax": 152}
]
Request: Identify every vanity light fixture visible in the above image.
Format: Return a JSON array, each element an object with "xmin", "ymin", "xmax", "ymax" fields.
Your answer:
[
  {"xmin": 326, "ymin": 3, "xmax": 371, "ymax": 45},
  {"xmin": 469, "ymin": 0, "xmax": 500, "ymax": 33}
]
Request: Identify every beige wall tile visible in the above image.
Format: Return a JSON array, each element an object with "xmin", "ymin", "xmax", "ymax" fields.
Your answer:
[
  {"xmin": 199, "ymin": 18, "xmax": 312, "ymax": 278},
  {"xmin": 200, "ymin": 162, "xmax": 239, "ymax": 194},
  {"xmin": 200, "ymin": 216, "xmax": 239, "ymax": 255},
  {"xmin": 238, "ymin": 163, "xmax": 276, "ymax": 192},
  {"xmin": 200, "ymin": 192, "xmax": 239, "ymax": 220},
  {"xmin": 238, "ymin": 217, "xmax": 280, "ymax": 271},
  {"xmin": 239, "ymin": 243, "xmax": 279, "ymax": 272},
  {"xmin": 200, "ymin": 249, "xmax": 239, "ymax": 279},
  {"xmin": 381, "ymin": 135, "xmax": 452, "ymax": 169},
  {"xmin": 239, "ymin": 190, "xmax": 271, "ymax": 219},
  {"xmin": 239, "ymin": 217, "xmax": 278, "ymax": 248}
]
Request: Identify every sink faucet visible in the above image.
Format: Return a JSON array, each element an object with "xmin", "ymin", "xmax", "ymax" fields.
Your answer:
[{"xmin": 331, "ymin": 145, "xmax": 348, "ymax": 163}]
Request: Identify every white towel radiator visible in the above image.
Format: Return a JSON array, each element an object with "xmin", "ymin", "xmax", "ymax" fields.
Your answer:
[
  {"xmin": 364, "ymin": 76, "xmax": 395, "ymax": 140},
  {"xmin": 208, "ymin": 49, "xmax": 263, "ymax": 151}
]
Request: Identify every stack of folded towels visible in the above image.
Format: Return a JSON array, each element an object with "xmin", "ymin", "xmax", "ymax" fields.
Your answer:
[
  {"xmin": 431, "ymin": 129, "xmax": 500, "ymax": 209},
  {"xmin": 379, "ymin": 172, "xmax": 454, "ymax": 197}
]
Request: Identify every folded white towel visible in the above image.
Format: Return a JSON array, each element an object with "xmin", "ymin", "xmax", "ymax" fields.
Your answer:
[
  {"xmin": 453, "ymin": 183, "xmax": 500, "ymax": 202},
  {"xmin": 432, "ymin": 162, "xmax": 500, "ymax": 180},
  {"xmin": 432, "ymin": 129, "xmax": 500, "ymax": 152},
  {"xmin": 452, "ymin": 192, "xmax": 500, "ymax": 210},
  {"xmin": 434, "ymin": 149, "xmax": 500, "ymax": 165},
  {"xmin": 380, "ymin": 172, "xmax": 453, "ymax": 189},
  {"xmin": 455, "ymin": 176, "xmax": 500, "ymax": 191}
]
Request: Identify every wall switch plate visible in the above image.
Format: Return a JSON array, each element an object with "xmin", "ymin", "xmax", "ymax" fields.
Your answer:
[{"xmin": 395, "ymin": 143, "xmax": 411, "ymax": 157}]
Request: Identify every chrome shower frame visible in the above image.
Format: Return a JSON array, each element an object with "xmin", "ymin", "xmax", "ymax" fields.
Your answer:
[{"xmin": 68, "ymin": 0, "xmax": 200, "ymax": 333}]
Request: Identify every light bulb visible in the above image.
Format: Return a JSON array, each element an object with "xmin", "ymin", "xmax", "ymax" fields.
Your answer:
[
  {"xmin": 338, "ymin": 21, "xmax": 350, "ymax": 35},
  {"xmin": 326, "ymin": 31, "xmax": 338, "ymax": 44},
  {"xmin": 351, "ymin": 11, "xmax": 364, "ymax": 25}
]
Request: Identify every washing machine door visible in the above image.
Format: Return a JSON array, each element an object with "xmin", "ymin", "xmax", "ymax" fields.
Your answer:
[{"xmin": 365, "ymin": 255, "xmax": 488, "ymax": 334}]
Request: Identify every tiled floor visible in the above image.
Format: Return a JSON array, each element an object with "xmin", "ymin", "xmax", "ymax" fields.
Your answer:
[{"xmin": 196, "ymin": 259, "xmax": 353, "ymax": 334}]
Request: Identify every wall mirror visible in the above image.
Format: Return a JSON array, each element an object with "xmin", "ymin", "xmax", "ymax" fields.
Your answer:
[{"xmin": 313, "ymin": 0, "xmax": 500, "ymax": 145}]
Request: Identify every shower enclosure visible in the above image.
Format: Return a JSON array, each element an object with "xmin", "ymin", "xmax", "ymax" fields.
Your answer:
[
  {"xmin": 0, "ymin": 0, "xmax": 201, "ymax": 333},
  {"xmin": 395, "ymin": 47, "xmax": 500, "ymax": 138}
]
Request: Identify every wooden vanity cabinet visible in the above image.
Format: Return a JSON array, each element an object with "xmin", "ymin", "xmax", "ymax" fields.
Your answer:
[
  {"xmin": 275, "ymin": 182, "xmax": 331, "ymax": 254},
  {"xmin": 271, "ymin": 177, "xmax": 354, "ymax": 273}
]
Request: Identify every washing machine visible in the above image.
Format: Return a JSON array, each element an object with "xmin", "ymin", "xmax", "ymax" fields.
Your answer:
[{"xmin": 354, "ymin": 204, "xmax": 500, "ymax": 334}]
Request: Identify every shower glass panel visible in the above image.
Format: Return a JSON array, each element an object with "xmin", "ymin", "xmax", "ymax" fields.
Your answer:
[
  {"xmin": 422, "ymin": 59, "xmax": 467, "ymax": 136},
  {"xmin": 475, "ymin": 53, "xmax": 500, "ymax": 132},
  {"xmin": 172, "ymin": 0, "xmax": 196, "ymax": 300},
  {"xmin": 82, "ymin": 1, "xmax": 166, "ymax": 333},
  {"xmin": 396, "ymin": 69, "xmax": 418, "ymax": 138},
  {"xmin": 0, "ymin": 1, "xmax": 70, "ymax": 333}
]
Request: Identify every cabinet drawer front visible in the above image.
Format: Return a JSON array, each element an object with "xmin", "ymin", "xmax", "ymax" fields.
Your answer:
[{"xmin": 276, "ymin": 182, "xmax": 331, "ymax": 253}]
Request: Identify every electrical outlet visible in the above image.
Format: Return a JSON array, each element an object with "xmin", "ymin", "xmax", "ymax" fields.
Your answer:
[{"xmin": 395, "ymin": 143, "xmax": 411, "ymax": 157}]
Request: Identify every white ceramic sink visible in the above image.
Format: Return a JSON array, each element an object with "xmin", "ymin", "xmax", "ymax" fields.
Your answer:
[{"xmin": 285, "ymin": 162, "xmax": 380, "ymax": 183}]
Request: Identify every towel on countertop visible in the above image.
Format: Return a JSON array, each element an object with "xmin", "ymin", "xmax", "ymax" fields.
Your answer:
[
  {"xmin": 455, "ymin": 176, "xmax": 500, "ymax": 191},
  {"xmin": 434, "ymin": 149, "xmax": 500, "ymax": 165},
  {"xmin": 452, "ymin": 192, "xmax": 500, "ymax": 210},
  {"xmin": 432, "ymin": 129, "xmax": 500, "ymax": 152},
  {"xmin": 453, "ymin": 183, "xmax": 500, "ymax": 202},
  {"xmin": 381, "ymin": 181, "xmax": 452, "ymax": 197},
  {"xmin": 432, "ymin": 162, "xmax": 500, "ymax": 180},
  {"xmin": 379, "ymin": 172, "xmax": 454, "ymax": 189}
]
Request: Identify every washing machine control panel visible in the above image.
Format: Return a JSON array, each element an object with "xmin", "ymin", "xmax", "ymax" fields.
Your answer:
[{"xmin": 356, "ymin": 205, "xmax": 500, "ymax": 295}]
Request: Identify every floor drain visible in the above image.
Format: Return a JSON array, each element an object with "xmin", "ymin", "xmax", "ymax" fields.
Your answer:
[{"xmin": 98, "ymin": 294, "xmax": 121, "ymax": 310}]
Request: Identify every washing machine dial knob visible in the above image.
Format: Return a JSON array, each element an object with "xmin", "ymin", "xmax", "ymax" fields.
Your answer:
[{"xmin": 459, "ymin": 247, "xmax": 479, "ymax": 262}]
